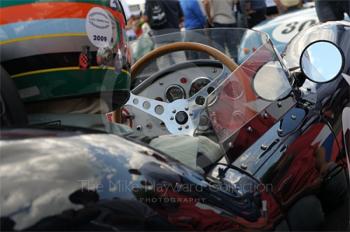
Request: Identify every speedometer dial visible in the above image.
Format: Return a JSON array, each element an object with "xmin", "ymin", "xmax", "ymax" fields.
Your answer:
[
  {"xmin": 189, "ymin": 77, "xmax": 211, "ymax": 97},
  {"xmin": 165, "ymin": 85, "xmax": 186, "ymax": 102}
]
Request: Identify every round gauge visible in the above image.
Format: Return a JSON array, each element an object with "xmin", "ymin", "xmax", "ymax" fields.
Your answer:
[
  {"xmin": 165, "ymin": 85, "xmax": 186, "ymax": 102},
  {"xmin": 189, "ymin": 77, "xmax": 211, "ymax": 97}
]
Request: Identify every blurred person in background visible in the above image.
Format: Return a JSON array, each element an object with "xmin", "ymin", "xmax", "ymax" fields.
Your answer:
[
  {"xmin": 274, "ymin": 0, "xmax": 302, "ymax": 13},
  {"xmin": 180, "ymin": 0, "xmax": 208, "ymax": 60},
  {"xmin": 126, "ymin": 14, "xmax": 144, "ymax": 40},
  {"xmin": 315, "ymin": 0, "xmax": 350, "ymax": 22},
  {"xmin": 240, "ymin": 0, "xmax": 267, "ymax": 28},
  {"xmin": 144, "ymin": 0, "xmax": 185, "ymax": 67},
  {"xmin": 144, "ymin": 0, "xmax": 184, "ymax": 36},
  {"xmin": 236, "ymin": 0, "xmax": 248, "ymax": 27},
  {"xmin": 180, "ymin": 0, "xmax": 207, "ymax": 30},
  {"xmin": 265, "ymin": 0, "xmax": 279, "ymax": 16},
  {"xmin": 204, "ymin": 0, "xmax": 239, "ymax": 61},
  {"xmin": 126, "ymin": 15, "xmax": 137, "ymax": 41}
]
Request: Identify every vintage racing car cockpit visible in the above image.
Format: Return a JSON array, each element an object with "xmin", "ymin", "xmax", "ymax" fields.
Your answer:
[{"xmin": 0, "ymin": 0, "xmax": 349, "ymax": 229}]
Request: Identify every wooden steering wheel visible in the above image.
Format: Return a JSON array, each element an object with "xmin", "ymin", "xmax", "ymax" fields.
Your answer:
[
  {"xmin": 131, "ymin": 42, "xmax": 239, "ymax": 77},
  {"xmin": 113, "ymin": 42, "xmax": 239, "ymax": 134}
]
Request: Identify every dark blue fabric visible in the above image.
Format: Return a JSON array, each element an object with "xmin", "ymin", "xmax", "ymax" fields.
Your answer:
[
  {"xmin": 315, "ymin": 0, "xmax": 350, "ymax": 22},
  {"xmin": 145, "ymin": 0, "xmax": 183, "ymax": 29},
  {"xmin": 250, "ymin": 0, "xmax": 266, "ymax": 10},
  {"xmin": 211, "ymin": 23, "xmax": 238, "ymax": 61},
  {"xmin": 180, "ymin": 0, "xmax": 206, "ymax": 29}
]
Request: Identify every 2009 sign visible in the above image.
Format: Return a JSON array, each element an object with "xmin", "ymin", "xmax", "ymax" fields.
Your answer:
[
  {"xmin": 86, "ymin": 7, "xmax": 115, "ymax": 48},
  {"xmin": 93, "ymin": 35, "xmax": 107, "ymax": 42}
]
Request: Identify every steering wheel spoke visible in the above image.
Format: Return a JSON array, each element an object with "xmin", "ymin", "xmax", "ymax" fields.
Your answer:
[{"xmin": 126, "ymin": 93, "xmax": 197, "ymax": 135}]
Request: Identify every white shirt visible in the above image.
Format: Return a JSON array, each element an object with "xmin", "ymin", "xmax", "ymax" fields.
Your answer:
[
  {"xmin": 210, "ymin": 0, "xmax": 236, "ymax": 24},
  {"xmin": 280, "ymin": 0, "xmax": 300, "ymax": 7}
]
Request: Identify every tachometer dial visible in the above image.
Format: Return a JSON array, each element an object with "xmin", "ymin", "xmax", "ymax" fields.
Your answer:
[
  {"xmin": 165, "ymin": 85, "xmax": 186, "ymax": 102},
  {"xmin": 189, "ymin": 77, "xmax": 211, "ymax": 97}
]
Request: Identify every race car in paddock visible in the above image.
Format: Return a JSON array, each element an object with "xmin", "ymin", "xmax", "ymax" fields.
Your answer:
[
  {"xmin": 253, "ymin": 2, "xmax": 350, "ymax": 53},
  {"xmin": 1, "ymin": 10, "xmax": 350, "ymax": 231}
]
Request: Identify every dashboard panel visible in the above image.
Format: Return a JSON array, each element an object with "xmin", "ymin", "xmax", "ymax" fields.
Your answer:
[{"xmin": 124, "ymin": 61, "xmax": 224, "ymax": 137}]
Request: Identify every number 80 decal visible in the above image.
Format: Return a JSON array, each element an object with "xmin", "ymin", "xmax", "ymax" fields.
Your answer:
[{"xmin": 272, "ymin": 19, "xmax": 317, "ymax": 43}]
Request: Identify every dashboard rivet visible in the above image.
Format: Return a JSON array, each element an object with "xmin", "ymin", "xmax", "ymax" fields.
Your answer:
[
  {"xmin": 277, "ymin": 102, "xmax": 282, "ymax": 108},
  {"xmin": 263, "ymin": 112, "xmax": 269, "ymax": 118},
  {"xmin": 146, "ymin": 123, "xmax": 152, "ymax": 129},
  {"xmin": 185, "ymin": 125, "xmax": 189, "ymax": 129},
  {"xmin": 240, "ymin": 164, "xmax": 248, "ymax": 170},
  {"xmin": 189, "ymin": 113, "xmax": 193, "ymax": 116},
  {"xmin": 291, "ymin": 114, "xmax": 297, "ymax": 120},
  {"xmin": 228, "ymin": 142, "xmax": 233, "ymax": 147},
  {"xmin": 170, "ymin": 116, "xmax": 174, "ymax": 120},
  {"xmin": 277, "ymin": 128, "xmax": 284, "ymax": 135},
  {"xmin": 185, "ymin": 107, "xmax": 189, "ymax": 111},
  {"xmin": 261, "ymin": 144, "xmax": 268, "ymax": 150},
  {"xmin": 178, "ymin": 127, "xmax": 182, "ymax": 131},
  {"xmin": 136, "ymin": 125, "xmax": 142, "ymax": 131},
  {"xmin": 247, "ymin": 126, "xmax": 253, "ymax": 133},
  {"xmin": 172, "ymin": 110, "xmax": 177, "ymax": 114},
  {"xmin": 159, "ymin": 82, "xmax": 164, "ymax": 86}
]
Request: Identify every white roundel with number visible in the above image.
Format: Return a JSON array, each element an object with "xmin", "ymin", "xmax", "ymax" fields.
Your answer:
[
  {"xmin": 86, "ymin": 7, "xmax": 116, "ymax": 48},
  {"xmin": 272, "ymin": 19, "xmax": 317, "ymax": 43}
]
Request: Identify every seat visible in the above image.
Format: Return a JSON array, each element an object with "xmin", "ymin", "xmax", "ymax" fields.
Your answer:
[{"xmin": 0, "ymin": 66, "xmax": 28, "ymax": 128}]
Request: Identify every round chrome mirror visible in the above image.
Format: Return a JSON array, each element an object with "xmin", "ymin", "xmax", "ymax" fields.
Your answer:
[
  {"xmin": 253, "ymin": 61, "xmax": 292, "ymax": 101},
  {"xmin": 300, "ymin": 41, "xmax": 344, "ymax": 83}
]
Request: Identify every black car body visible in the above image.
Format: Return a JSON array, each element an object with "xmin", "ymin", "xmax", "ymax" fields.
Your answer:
[{"xmin": 0, "ymin": 22, "xmax": 349, "ymax": 231}]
